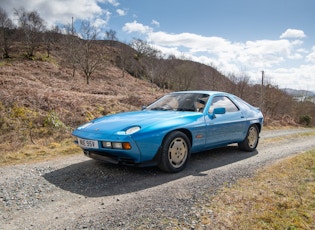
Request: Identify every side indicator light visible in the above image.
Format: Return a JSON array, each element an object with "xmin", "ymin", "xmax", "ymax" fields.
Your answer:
[{"xmin": 123, "ymin": 142, "xmax": 132, "ymax": 150}]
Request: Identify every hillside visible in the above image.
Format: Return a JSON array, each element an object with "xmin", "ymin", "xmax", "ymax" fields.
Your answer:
[{"xmin": 1, "ymin": 59, "xmax": 163, "ymax": 123}]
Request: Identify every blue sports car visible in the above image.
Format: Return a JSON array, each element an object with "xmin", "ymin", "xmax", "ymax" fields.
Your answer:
[{"xmin": 72, "ymin": 91, "xmax": 264, "ymax": 172}]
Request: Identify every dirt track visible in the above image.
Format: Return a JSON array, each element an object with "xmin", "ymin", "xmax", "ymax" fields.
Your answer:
[{"xmin": 1, "ymin": 128, "xmax": 315, "ymax": 229}]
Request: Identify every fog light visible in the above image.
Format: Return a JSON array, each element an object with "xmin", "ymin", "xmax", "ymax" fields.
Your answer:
[{"xmin": 112, "ymin": 142, "xmax": 123, "ymax": 149}]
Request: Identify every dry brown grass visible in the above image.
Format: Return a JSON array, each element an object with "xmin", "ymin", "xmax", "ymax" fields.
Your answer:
[
  {"xmin": 261, "ymin": 129, "xmax": 315, "ymax": 145},
  {"xmin": 196, "ymin": 149, "xmax": 315, "ymax": 229},
  {"xmin": 0, "ymin": 138, "xmax": 81, "ymax": 166}
]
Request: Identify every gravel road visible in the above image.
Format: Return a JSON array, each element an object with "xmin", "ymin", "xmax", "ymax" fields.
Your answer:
[{"xmin": 1, "ymin": 128, "xmax": 315, "ymax": 230}]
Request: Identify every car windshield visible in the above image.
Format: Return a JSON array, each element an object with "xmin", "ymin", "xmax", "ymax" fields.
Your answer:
[{"xmin": 146, "ymin": 93, "xmax": 209, "ymax": 112}]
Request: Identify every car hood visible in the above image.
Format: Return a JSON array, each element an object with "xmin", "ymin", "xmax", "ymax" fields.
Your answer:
[{"xmin": 74, "ymin": 110, "xmax": 198, "ymax": 135}]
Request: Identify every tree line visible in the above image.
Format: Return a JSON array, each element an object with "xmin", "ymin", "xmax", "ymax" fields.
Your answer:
[{"xmin": 0, "ymin": 7, "xmax": 313, "ymax": 126}]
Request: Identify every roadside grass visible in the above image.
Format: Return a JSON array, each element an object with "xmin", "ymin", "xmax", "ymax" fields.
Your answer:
[
  {"xmin": 261, "ymin": 129, "xmax": 315, "ymax": 144},
  {"xmin": 0, "ymin": 138, "xmax": 81, "ymax": 166},
  {"xmin": 195, "ymin": 149, "xmax": 315, "ymax": 229}
]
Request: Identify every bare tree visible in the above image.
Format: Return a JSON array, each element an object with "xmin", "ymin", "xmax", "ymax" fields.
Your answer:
[
  {"xmin": 130, "ymin": 38, "xmax": 159, "ymax": 60},
  {"xmin": 228, "ymin": 73, "xmax": 250, "ymax": 98},
  {"xmin": 129, "ymin": 38, "xmax": 160, "ymax": 79},
  {"xmin": 105, "ymin": 29, "xmax": 117, "ymax": 46},
  {"xmin": 76, "ymin": 21, "xmax": 106, "ymax": 84},
  {"xmin": 149, "ymin": 58, "xmax": 175, "ymax": 91},
  {"xmin": 14, "ymin": 8, "xmax": 45, "ymax": 58},
  {"xmin": 43, "ymin": 25, "xmax": 60, "ymax": 58},
  {"xmin": 63, "ymin": 22, "xmax": 80, "ymax": 78},
  {"xmin": 170, "ymin": 63, "xmax": 197, "ymax": 91},
  {"xmin": 116, "ymin": 41, "xmax": 133, "ymax": 78},
  {"xmin": 63, "ymin": 21, "xmax": 105, "ymax": 84},
  {"xmin": 0, "ymin": 7, "xmax": 14, "ymax": 58},
  {"xmin": 158, "ymin": 57, "xmax": 178, "ymax": 90}
]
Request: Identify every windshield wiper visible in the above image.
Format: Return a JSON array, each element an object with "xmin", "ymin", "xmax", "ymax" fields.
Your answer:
[
  {"xmin": 177, "ymin": 108, "xmax": 195, "ymax": 111},
  {"xmin": 150, "ymin": 107, "xmax": 172, "ymax": 111}
]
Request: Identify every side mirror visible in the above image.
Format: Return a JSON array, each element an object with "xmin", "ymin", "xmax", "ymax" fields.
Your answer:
[
  {"xmin": 142, "ymin": 106, "xmax": 147, "ymax": 110},
  {"xmin": 210, "ymin": 107, "xmax": 226, "ymax": 119}
]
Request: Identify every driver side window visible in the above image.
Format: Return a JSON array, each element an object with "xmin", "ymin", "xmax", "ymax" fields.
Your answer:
[{"xmin": 208, "ymin": 96, "xmax": 239, "ymax": 114}]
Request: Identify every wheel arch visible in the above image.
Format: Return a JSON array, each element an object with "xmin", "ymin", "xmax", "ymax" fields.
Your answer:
[
  {"xmin": 155, "ymin": 128, "xmax": 192, "ymax": 159},
  {"xmin": 170, "ymin": 128, "xmax": 193, "ymax": 147},
  {"xmin": 254, "ymin": 123, "xmax": 262, "ymax": 133}
]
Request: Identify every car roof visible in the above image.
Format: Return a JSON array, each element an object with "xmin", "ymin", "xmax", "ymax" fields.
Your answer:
[{"xmin": 171, "ymin": 90, "xmax": 228, "ymax": 96}]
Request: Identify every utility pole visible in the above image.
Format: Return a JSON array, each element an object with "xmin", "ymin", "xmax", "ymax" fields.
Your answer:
[
  {"xmin": 71, "ymin": 16, "xmax": 74, "ymax": 35},
  {"xmin": 260, "ymin": 70, "xmax": 264, "ymax": 111}
]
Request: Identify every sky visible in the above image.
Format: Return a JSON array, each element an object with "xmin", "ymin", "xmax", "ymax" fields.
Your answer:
[{"xmin": 2, "ymin": 0, "xmax": 315, "ymax": 91}]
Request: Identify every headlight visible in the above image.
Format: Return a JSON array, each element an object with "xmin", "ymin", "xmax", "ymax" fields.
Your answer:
[
  {"xmin": 77, "ymin": 122, "xmax": 92, "ymax": 130},
  {"xmin": 125, "ymin": 126, "xmax": 141, "ymax": 135}
]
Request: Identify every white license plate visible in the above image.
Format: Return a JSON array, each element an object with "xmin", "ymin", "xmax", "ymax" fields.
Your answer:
[{"xmin": 78, "ymin": 138, "xmax": 99, "ymax": 149}]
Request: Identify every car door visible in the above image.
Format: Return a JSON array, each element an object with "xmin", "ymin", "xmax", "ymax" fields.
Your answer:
[{"xmin": 205, "ymin": 95, "xmax": 247, "ymax": 147}]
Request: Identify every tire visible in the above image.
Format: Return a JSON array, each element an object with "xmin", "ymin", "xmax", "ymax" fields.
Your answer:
[
  {"xmin": 158, "ymin": 131, "xmax": 191, "ymax": 173},
  {"xmin": 238, "ymin": 124, "xmax": 259, "ymax": 152}
]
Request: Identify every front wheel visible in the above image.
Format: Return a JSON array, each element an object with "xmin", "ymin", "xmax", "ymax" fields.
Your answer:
[
  {"xmin": 158, "ymin": 131, "xmax": 191, "ymax": 173},
  {"xmin": 238, "ymin": 124, "xmax": 259, "ymax": 152}
]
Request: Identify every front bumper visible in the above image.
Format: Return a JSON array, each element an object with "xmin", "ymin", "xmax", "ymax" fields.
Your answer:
[{"xmin": 83, "ymin": 149, "xmax": 159, "ymax": 167}]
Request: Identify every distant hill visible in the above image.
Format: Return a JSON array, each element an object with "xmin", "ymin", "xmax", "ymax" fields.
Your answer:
[
  {"xmin": 283, "ymin": 88, "xmax": 315, "ymax": 97},
  {"xmin": 283, "ymin": 88, "xmax": 315, "ymax": 104}
]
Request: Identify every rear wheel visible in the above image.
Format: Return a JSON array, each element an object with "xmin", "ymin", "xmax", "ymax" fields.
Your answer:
[
  {"xmin": 158, "ymin": 131, "xmax": 191, "ymax": 173},
  {"xmin": 238, "ymin": 124, "xmax": 259, "ymax": 152}
]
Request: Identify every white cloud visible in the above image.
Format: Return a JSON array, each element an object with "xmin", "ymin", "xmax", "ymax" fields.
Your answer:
[
  {"xmin": 151, "ymin": 20, "xmax": 160, "ymax": 27},
  {"xmin": 104, "ymin": 0, "xmax": 120, "ymax": 7},
  {"xmin": 270, "ymin": 64, "xmax": 315, "ymax": 90},
  {"xmin": 306, "ymin": 46, "xmax": 315, "ymax": 63},
  {"xmin": 150, "ymin": 31, "xmax": 229, "ymax": 49},
  {"xmin": 122, "ymin": 20, "xmax": 152, "ymax": 34},
  {"xmin": 148, "ymin": 31, "xmax": 304, "ymax": 70},
  {"xmin": 238, "ymin": 39, "xmax": 303, "ymax": 68},
  {"xmin": 280, "ymin": 29, "xmax": 306, "ymax": 39},
  {"xmin": 2, "ymin": 0, "xmax": 109, "ymax": 28},
  {"xmin": 117, "ymin": 9, "xmax": 126, "ymax": 16},
  {"xmin": 93, "ymin": 15, "xmax": 110, "ymax": 29}
]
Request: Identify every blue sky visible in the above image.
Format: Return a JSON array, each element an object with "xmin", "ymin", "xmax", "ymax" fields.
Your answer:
[{"xmin": 2, "ymin": 0, "xmax": 315, "ymax": 91}]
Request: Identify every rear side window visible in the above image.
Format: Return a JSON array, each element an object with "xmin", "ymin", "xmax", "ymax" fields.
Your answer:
[{"xmin": 208, "ymin": 96, "xmax": 239, "ymax": 113}]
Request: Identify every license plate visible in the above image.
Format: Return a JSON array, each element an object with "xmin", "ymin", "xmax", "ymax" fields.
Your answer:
[{"xmin": 78, "ymin": 138, "xmax": 99, "ymax": 149}]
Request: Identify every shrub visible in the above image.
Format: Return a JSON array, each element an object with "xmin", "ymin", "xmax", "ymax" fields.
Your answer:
[
  {"xmin": 299, "ymin": 115, "xmax": 312, "ymax": 127},
  {"xmin": 44, "ymin": 111, "xmax": 66, "ymax": 129}
]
